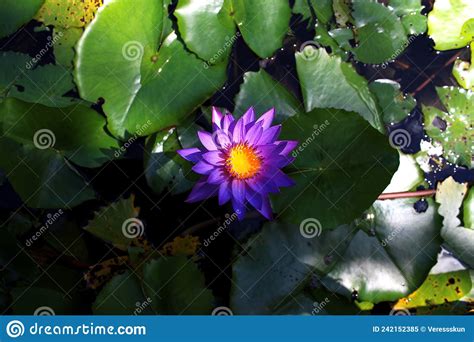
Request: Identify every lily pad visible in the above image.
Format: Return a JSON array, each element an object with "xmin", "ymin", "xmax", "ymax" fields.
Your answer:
[
  {"xmin": 234, "ymin": 69, "xmax": 303, "ymax": 124},
  {"xmin": 322, "ymin": 198, "xmax": 442, "ymax": 303},
  {"xmin": 143, "ymin": 256, "xmax": 213, "ymax": 315},
  {"xmin": 441, "ymin": 226, "xmax": 474, "ymax": 269},
  {"xmin": 427, "ymin": 0, "xmax": 474, "ymax": 51},
  {"xmin": 435, "ymin": 176, "xmax": 468, "ymax": 229},
  {"xmin": 231, "ymin": 222, "xmax": 355, "ymax": 314},
  {"xmin": 35, "ymin": 0, "xmax": 103, "ymax": 28},
  {"xmin": 464, "ymin": 187, "xmax": 474, "ymax": 229},
  {"xmin": 0, "ymin": 0, "xmax": 44, "ymax": 38},
  {"xmin": 272, "ymin": 108, "xmax": 398, "ymax": 229},
  {"xmin": 295, "ymin": 47, "xmax": 383, "ymax": 131},
  {"xmin": 453, "ymin": 43, "xmax": 474, "ymax": 90},
  {"xmin": 75, "ymin": 0, "xmax": 227, "ymax": 138},
  {"xmin": 423, "ymin": 87, "xmax": 474, "ymax": 168}
]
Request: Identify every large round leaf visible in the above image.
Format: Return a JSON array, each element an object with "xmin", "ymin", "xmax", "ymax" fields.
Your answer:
[
  {"xmin": 352, "ymin": 1, "xmax": 408, "ymax": 64},
  {"xmin": 231, "ymin": 222, "xmax": 355, "ymax": 314},
  {"xmin": 295, "ymin": 47, "xmax": 383, "ymax": 131},
  {"xmin": 175, "ymin": 0, "xmax": 236, "ymax": 63},
  {"xmin": 75, "ymin": 0, "xmax": 227, "ymax": 138},
  {"xmin": 233, "ymin": 0, "xmax": 291, "ymax": 58},
  {"xmin": 441, "ymin": 226, "xmax": 474, "ymax": 269},
  {"xmin": 427, "ymin": 0, "xmax": 474, "ymax": 51},
  {"xmin": 0, "ymin": 0, "xmax": 44, "ymax": 38},
  {"xmin": 272, "ymin": 108, "xmax": 398, "ymax": 228},
  {"xmin": 234, "ymin": 69, "xmax": 303, "ymax": 124},
  {"xmin": 322, "ymin": 198, "xmax": 442, "ymax": 303}
]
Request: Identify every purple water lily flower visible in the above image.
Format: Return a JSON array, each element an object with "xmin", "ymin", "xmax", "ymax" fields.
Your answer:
[{"xmin": 177, "ymin": 107, "xmax": 298, "ymax": 220}]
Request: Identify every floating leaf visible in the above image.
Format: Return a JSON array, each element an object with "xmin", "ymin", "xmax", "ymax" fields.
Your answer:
[
  {"xmin": 323, "ymin": 198, "xmax": 442, "ymax": 303},
  {"xmin": 84, "ymin": 196, "xmax": 140, "ymax": 250},
  {"xmin": 143, "ymin": 256, "xmax": 213, "ymax": 314},
  {"xmin": 394, "ymin": 271, "xmax": 472, "ymax": 309},
  {"xmin": 464, "ymin": 187, "xmax": 474, "ymax": 229},
  {"xmin": 233, "ymin": 0, "xmax": 291, "ymax": 58},
  {"xmin": 272, "ymin": 108, "xmax": 398, "ymax": 228},
  {"xmin": 234, "ymin": 69, "xmax": 303, "ymax": 124},
  {"xmin": 369, "ymin": 79, "xmax": 416, "ymax": 125},
  {"xmin": 453, "ymin": 42, "xmax": 474, "ymax": 90},
  {"xmin": 0, "ymin": 0, "xmax": 44, "ymax": 38},
  {"xmin": 423, "ymin": 87, "xmax": 474, "ymax": 168},
  {"xmin": 93, "ymin": 271, "xmax": 153, "ymax": 315},
  {"xmin": 295, "ymin": 47, "xmax": 383, "ymax": 131},
  {"xmin": 427, "ymin": 0, "xmax": 474, "ymax": 51},
  {"xmin": 435, "ymin": 176, "xmax": 468, "ymax": 229},
  {"xmin": 231, "ymin": 222, "xmax": 354, "ymax": 314},
  {"xmin": 442, "ymin": 226, "xmax": 474, "ymax": 269},
  {"xmin": 175, "ymin": 0, "xmax": 236, "ymax": 63},
  {"xmin": 35, "ymin": 0, "xmax": 103, "ymax": 28},
  {"xmin": 383, "ymin": 152, "xmax": 423, "ymax": 193},
  {"xmin": 75, "ymin": 0, "xmax": 227, "ymax": 137},
  {"xmin": 160, "ymin": 235, "xmax": 200, "ymax": 256}
]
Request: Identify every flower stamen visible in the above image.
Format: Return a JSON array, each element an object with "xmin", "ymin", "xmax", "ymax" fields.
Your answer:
[{"xmin": 225, "ymin": 143, "xmax": 261, "ymax": 179}]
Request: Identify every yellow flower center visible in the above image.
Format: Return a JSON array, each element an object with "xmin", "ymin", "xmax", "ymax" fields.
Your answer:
[{"xmin": 225, "ymin": 143, "xmax": 261, "ymax": 179}]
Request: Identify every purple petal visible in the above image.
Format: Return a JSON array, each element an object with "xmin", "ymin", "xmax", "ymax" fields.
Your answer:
[
  {"xmin": 258, "ymin": 125, "xmax": 281, "ymax": 144},
  {"xmin": 245, "ymin": 121, "xmax": 263, "ymax": 145},
  {"xmin": 277, "ymin": 140, "xmax": 298, "ymax": 156},
  {"xmin": 192, "ymin": 161, "xmax": 214, "ymax": 175},
  {"xmin": 246, "ymin": 187, "xmax": 263, "ymax": 211},
  {"xmin": 186, "ymin": 180, "xmax": 218, "ymax": 203},
  {"xmin": 242, "ymin": 107, "xmax": 255, "ymax": 125},
  {"xmin": 258, "ymin": 196, "xmax": 273, "ymax": 220},
  {"xmin": 221, "ymin": 114, "xmax": 234, "ymax": 132},
  {"xmin": 218, "ymin": 181, "xmax": 231, "ymax": 205},
  {"xmin": 177, "ymin": 148, "xmax": 202, "ymax": 163},
  {"xmin": 256, "ymin": 108, "xmax": 275, "ymax": 129},
  {"xmin": 213, "ymin": 129, "xmax": 232, "ymax": 148},
  {"xmin": 198, "ymin": 131, "xmax": 217, "ymax": 151},
  {"xmin": 208, "ymin": 168, "xmax": 227, "ymax": 184},
  {"xmin": 231, "ymin": 179, "xmax": 246, "ymax": 204},
  {"xmin": 232, "ymin": 117, "xmax": 245, "ymax": 143},
  {"xmin": 247, "ymin": 176, "xmax": 279, "ymax": 194},
  {"xmin": 202, "ymin": 151, "xmax": 224, "ymax": 165},
  {"xmin": 232, "ymin": 199, "xmax": 246, "ymax": 220},
  {"xmin": 257, "ymin": 144, "xmax": 283, "ymax": 159},
  {"xmin": 212, "ymin": 107, "xmax": 223, "ymax": 128},
  {"xmin": 270, "ymin": 169, "xmax": 295, "ymax": 187}
]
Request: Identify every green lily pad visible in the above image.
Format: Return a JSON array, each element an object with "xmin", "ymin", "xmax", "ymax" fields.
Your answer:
[
  {"xmin": 383, "ymin": 152, "xmax": 423, "ymax": 193},
  {"xmin": 352, "ymin": 1, "xmax": 408, "ymax": 64},
  {"xmin": 75, "ymin": 0, "xmax": 227, "ymax": 138},
  {"xmin": 144, "ymin": 127, "xmax": 194, "ymax": 195},
  {"xmin": 423, "ymin": 87, "xmax": 474, "ymax": 168},
  {"xmin": 427, "ymin": 0, "xmax": 474, "ymax": 51},
  {"xmin": 369, "ymin": 79, "xmax": 417, "ymax": 125},
  {"xmin": 0, "ymin": 0, "xmax": 44, "ymax": 38},
  {"xmin": 322, "ymin": 198, "xmax": 442, "ymax": 303},
  {"xmin": 1, "ymin": 98, "xmax": 118, "ymax": 168},
  {"xmin": 143, "ymin": 256, "xmax": 213, "ymax": 315},
  {"xmin": 453, "ymin": 43, "xmax": 474, "ymax": 90},
  {"xmin": 84, "ymin": 196, "xmax": 140, "ymax": 250},
  {"xmin": 175, "ymin": 0, "xmax": 236, "ymax": 63},
  {"xmin": 272, "ymin": 108, "xmax": 398, "ymax": 229},
  {"xmin": 231, "ymin": 222, "xmax": 355, "ymax": 314},
  {"xmin": 435, "ymin": 176, "xmax": 468, "ymax": 229},
  {"xmin": 394, "ymin": 271, "xmax": 472, "ymax": 309},
  {"xmin": 35, "ymin": 0, "xmax": 102, "ymax": 27},
  {"xmin": 295, "ymin": 47, "xmax": 383, "ymax": 131},
  {"xmin": 441, "ymin": 226, "xmax": 474, "ymax": 269},
  {"xmin": 233, "ymin": 0, "xmax": 291, "ymax": 58},
  {"xmin": 234, "ymin": 69, "xmax": 303, "ymax": 124},
  {"xmin": 93, "ymin": 271, "xmax": 154, "ymax": 315},
  {"xmin": 464, "ymin": 187, "xmax": 474, "ymax": 229}
]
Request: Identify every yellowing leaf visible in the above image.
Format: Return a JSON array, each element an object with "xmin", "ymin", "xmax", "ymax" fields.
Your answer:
[{"xmin": 36, "ymin": 0, "xmax": 103, "ymax": 28}]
